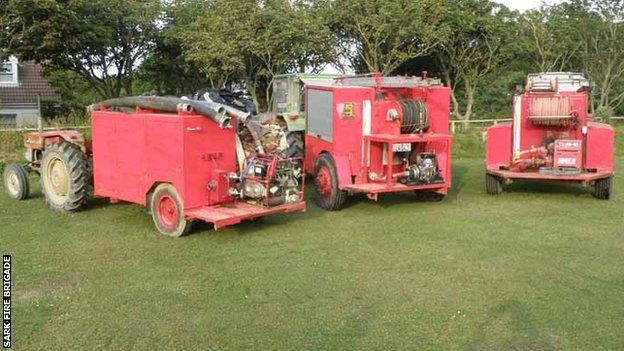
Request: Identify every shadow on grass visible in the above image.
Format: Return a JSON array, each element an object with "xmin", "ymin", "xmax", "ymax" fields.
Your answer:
[
  {"xmin": 466, "ymin": 299, "xmax": 555, "ymax": 350},
  {"xmin": 505, "ymin": 180, "xmax": 590, "ymax": 197}
]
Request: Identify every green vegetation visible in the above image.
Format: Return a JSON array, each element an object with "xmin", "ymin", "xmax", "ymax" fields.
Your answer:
[
  {"xmin": 4, "ymin": 0, "xmax": 624, "ymax": 118},
  {"xmin": 1, "ymin": 131, "xmax": 623, "ymax": 350}
]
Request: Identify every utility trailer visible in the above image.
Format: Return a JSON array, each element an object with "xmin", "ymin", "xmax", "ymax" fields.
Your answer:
[
  {"xmin": 304, "ymin": 73, "xmax": 453, "ymax": 210},
  {"xmin": 3, "ymin": 97, "xmax": 306, "ymax": 236},
  {"xmin": 485, "ymin": 73, "xmax": 614, "ymax": 198}
]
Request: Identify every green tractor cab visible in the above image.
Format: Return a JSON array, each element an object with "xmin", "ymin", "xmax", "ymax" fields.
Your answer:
[{"xmin": 272, "ymin": 73, "xmax": 338, "ymax": 132}]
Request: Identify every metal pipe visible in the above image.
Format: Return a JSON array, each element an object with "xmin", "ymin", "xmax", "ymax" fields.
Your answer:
[
  {"xmin": 204, "ymin": 100, "xmax": 251, "ymax": 123},
  {"xmin": 89, "ymin": 96, "xmax": 231, "ymax": 129}
]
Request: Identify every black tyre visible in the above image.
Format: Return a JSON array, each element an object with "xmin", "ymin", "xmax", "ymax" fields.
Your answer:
[
  {"xmin": 283, "ymin": 131, "xmax": 304, "ymax": 158},
  {"xmin": 415, "ymin": 191, "xmax": 445, "ymax": 202},
  {"xmin": 313, "ymin": 153, "xmax": 347, "ymax": 211},
  {"xmin": 485, "ymin": 173, "xmax": 503, "ymax": 195},
  {"xmin": 150, "ymin": 183, "xmax": 193, "ymax": 237},
  {"xmin": 593, "ymin": 177, "xmax": 612, "ymax": 200},
  {"xmin": 40, "ymin": 141, "xmax": 89, "ymax": 211},
  {"xmin": 3, "ymin": 163, "xmax": 29, "ymax": 200}
]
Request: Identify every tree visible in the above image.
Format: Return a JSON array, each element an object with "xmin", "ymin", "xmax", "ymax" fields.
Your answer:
[
  {"xmin": 134, "ymin": 1, "xmax": 213, "ymax": 96},
  {"xmin": 569, "ymin": 0, "xmax": 624, "ymax": 116},
  {"xmin": 330, "ymin": 0, "xmax": 448, "ymax": 74},
  {"xmin": 0, "ymin": 0, "xmax": 161, "ymax": 98},
  {"xmin": 520, "ymin": 5, "xmax": 581, "ymax": 72},
  {"xmin": 435, "ymin": 0, "xmax": 516, "ymax": 124},
  {"xmin": 177, "ymin": 0, "xmax": 335, "ymax": 110}
]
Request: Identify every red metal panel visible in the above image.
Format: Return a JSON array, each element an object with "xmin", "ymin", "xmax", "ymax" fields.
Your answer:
[
  {"xmin": 91, "ymin": 108, "xmax": 305, "ymax": 229},
  {"xmin": 186, "ymin": 201, "xmax": 306, "ymax": 229},
  {"xmin": 425, "ymin": 87, "xmax": 451, "ymax": 134},
  {"xmin": 113, "ymin": 114, "xmax": 145, "ymax": 204},
  {"xmin": 485, "ymin": 122, "xmax": 512, "ymax": 171},
  {"xmin": 181, "ymin": 116, "xmax": 236, "ymax": 208},
  {"xmin": 92, "ymin": 111, "xmax": 118, "ymax": 197},
  {"xmin": 585, "ymin": 122, "xmax": 614, "ymax": 173},
  {"xmin": 305, "ymin": 80, "xmax": 453, "ymax": 197},
  {"xmin": 143, "ymin": 115, "xmax": 184, "ymax": 205},
  {"xmin": 304, "ymin": 137, "xmax": 333, "ymax": 172}
]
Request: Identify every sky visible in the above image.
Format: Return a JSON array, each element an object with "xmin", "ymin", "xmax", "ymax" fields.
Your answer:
[{"xmin": 492, "ymin": 0, "xmax": 563, "ymax": 12}]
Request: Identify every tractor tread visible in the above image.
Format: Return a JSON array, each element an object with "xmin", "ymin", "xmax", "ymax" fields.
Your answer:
[
  {"xmin": 486, "ymin": 173, "xmax": 503, "ymax": 195},
  {"xmin": 3, "ymin": 163, "xmax": 30, "ymax": 200},
  {"xmin": 41, "ymin": 141, "xmax": 90, "ymax": 212}
]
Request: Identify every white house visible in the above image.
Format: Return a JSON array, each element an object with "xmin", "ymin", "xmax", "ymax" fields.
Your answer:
[{"xmin": 0, "ymin": 56, "xmax": 61, "ymax": 128}]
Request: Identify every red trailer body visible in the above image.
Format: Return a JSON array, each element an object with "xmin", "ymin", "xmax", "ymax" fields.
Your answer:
[
  {"xmin": 91, "ymin": 108, "xmax": 305, "ymax": 231},
  {"xmin": 304, "ymin": 73, "xmax": 452, "ymax": 209},
  {"xmin": 485, "ymin": 73, "xmax": 614, "ymax": 198}
]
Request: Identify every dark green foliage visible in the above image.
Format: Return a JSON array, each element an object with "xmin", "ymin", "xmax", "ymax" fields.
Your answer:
[
  {"xmin": 3, "ymin": 0, "xmax": 624, "ymax": 122},
  {"xmin": 0, "ymin": 0, "xmax": 161, "ymax": 98}
]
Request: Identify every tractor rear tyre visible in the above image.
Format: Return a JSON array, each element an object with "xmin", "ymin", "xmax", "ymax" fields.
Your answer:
[
  {"xmin": 150, "ymin": 183, "xmax": 193, "ymax": 237},
  {"xmin": 313, "ymin": 153, "xmax": 347, "ymax": 211},
  {"xmin": 485, "ymin": 173, "xmax": 503, "ymax": 195},
  {"xmin": 415, "ymin": 191, "xmax": 445, "ymax": 202},
  {"xmin": 593, "ymin": 177, "xmax": 612, "ymax": 200},
  {"xmin": 283, "ymin": 131, "xmax": 304, "ymax": 158},
  {"xmin": 3, "ymin": 163, "xmax": 29, "ymax": 200},
  {"xmin": 41, "ymin": 141, "xmax": 89, "ymax": 211}
]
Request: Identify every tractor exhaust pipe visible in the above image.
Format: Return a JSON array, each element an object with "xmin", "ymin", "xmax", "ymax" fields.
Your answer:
[{"xmin": 89, "ymin": 96, "xmax": 232, "ymax": 129}]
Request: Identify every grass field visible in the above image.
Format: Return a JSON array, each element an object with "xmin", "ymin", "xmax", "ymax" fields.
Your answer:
[{"xmin": 1, "ymin": 151, "xmax": 623, "ymax": 349}]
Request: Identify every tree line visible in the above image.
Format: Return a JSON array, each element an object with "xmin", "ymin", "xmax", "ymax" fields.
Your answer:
[{"xmin": 2, "ymin": 0, "xmax": 624, "ymax": 121}]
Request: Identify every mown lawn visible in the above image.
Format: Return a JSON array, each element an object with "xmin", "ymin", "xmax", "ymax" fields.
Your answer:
[{"xmin": 1, "ymin": 155, "xmax": 623, "ymax": 350}]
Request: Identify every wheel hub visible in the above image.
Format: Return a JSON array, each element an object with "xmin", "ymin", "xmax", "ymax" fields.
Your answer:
[
  {"xmin": 6, "ymin": 172, "xmax": 20, "ymax": 196},
  {"xmin": 48, "ymin": 158, "xmax": 69, "ymax": 197},
  {"xmin": 316, "ymin": 167, "xmax": 332, "ymax": 200},
  {"xmin": 157, "ymin": 195, "xmax": 179, "ymax": 229}
]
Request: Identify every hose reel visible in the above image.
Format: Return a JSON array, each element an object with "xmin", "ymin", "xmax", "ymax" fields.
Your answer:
[{"xmin": 399, "ymin": 99, "xmax": 429, "ymax": 134}]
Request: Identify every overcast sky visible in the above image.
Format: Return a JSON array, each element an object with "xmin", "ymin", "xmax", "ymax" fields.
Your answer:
[{"xmin": 492, "ymin": 0, "xmax": 563, "ymax": 12}]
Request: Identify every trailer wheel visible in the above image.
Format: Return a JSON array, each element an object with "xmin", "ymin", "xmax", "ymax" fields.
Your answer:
[
  {"xmin": 593, "ymin": 177, "xmax": 612, "ymax": 200},
  {"xmin": 314, "ymin": 153, "xmax": 346, "ymax": 211},
  {"xmin": 41, "ymin": 141, "xmax": 89, "ymax": 211},
  {"xmin": 485, "ymin": 173, "xmax": 503, "ymax": 195},
  {"xmin": 3, "ymin": 163, "xmax": 29, "ymax": 200},
  {"xmin": 150, "ymin": 184, "xmax": 193, "ymax": 237}
]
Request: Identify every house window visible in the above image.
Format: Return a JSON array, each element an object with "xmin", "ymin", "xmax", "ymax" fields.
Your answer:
[
  {"xmin": 0, "ymin": 56, "xmax": 18, "ymax": 86},
  {"xmin": 0, "ymin": 114, "xmax": 17, "ymax": 127}
]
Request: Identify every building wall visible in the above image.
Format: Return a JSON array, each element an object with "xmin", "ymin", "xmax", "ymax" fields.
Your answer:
[{"xmin": 0, "ymin": 104, "xmax": 40, "ymax": 128}]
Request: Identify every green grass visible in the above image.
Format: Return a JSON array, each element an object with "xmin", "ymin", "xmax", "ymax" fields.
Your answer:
[{"xmin": 1, "ymin": 156, "xmax": 623, "ymax": 350}]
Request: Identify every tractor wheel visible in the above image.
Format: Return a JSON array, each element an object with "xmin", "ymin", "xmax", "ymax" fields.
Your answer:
[
  {"xmin": 415, "ymin": 191, "xmax": 445, "ymax": 202},
  {"xmin": 283, "ymin": 131, "xmax": 304, "ymax": 158},
  {"xmin": 485, "ymin": 173, "xmax": 503, "ymax": 195},
  {"xmin": 150, "ymin": 183, "xmax": 193, "ymax": 237},
  {"xmin": 41, "ymin": 141, "xmax": 89, "ymax": 211},
  {"xmin": 593, "ymin": 177, "xmax": 612, "ymax": 200},
  {"xmin": 313, "ymin": 153, "xmax": 347, "ymax": 211},
  {"xmin": 3, "ymin": 163, "xmax": 29, "ymax": 200}
]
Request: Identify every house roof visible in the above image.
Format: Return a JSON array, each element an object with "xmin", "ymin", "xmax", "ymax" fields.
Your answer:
[{"xmin": 0, "ymin": 61, "xmax": 61, "ymax": 105}]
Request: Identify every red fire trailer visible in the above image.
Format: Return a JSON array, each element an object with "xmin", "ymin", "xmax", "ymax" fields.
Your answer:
[
  {"xmin": 485, "ymin": 73, "xmax": 614, "ymax": 199},
  {"xmin": 3, "ymin": 97, "xmax": 306, "ymax": 236},
  {"xmin": 304, "ymin": 73, "xmax": 453, "ymax": 210}
]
